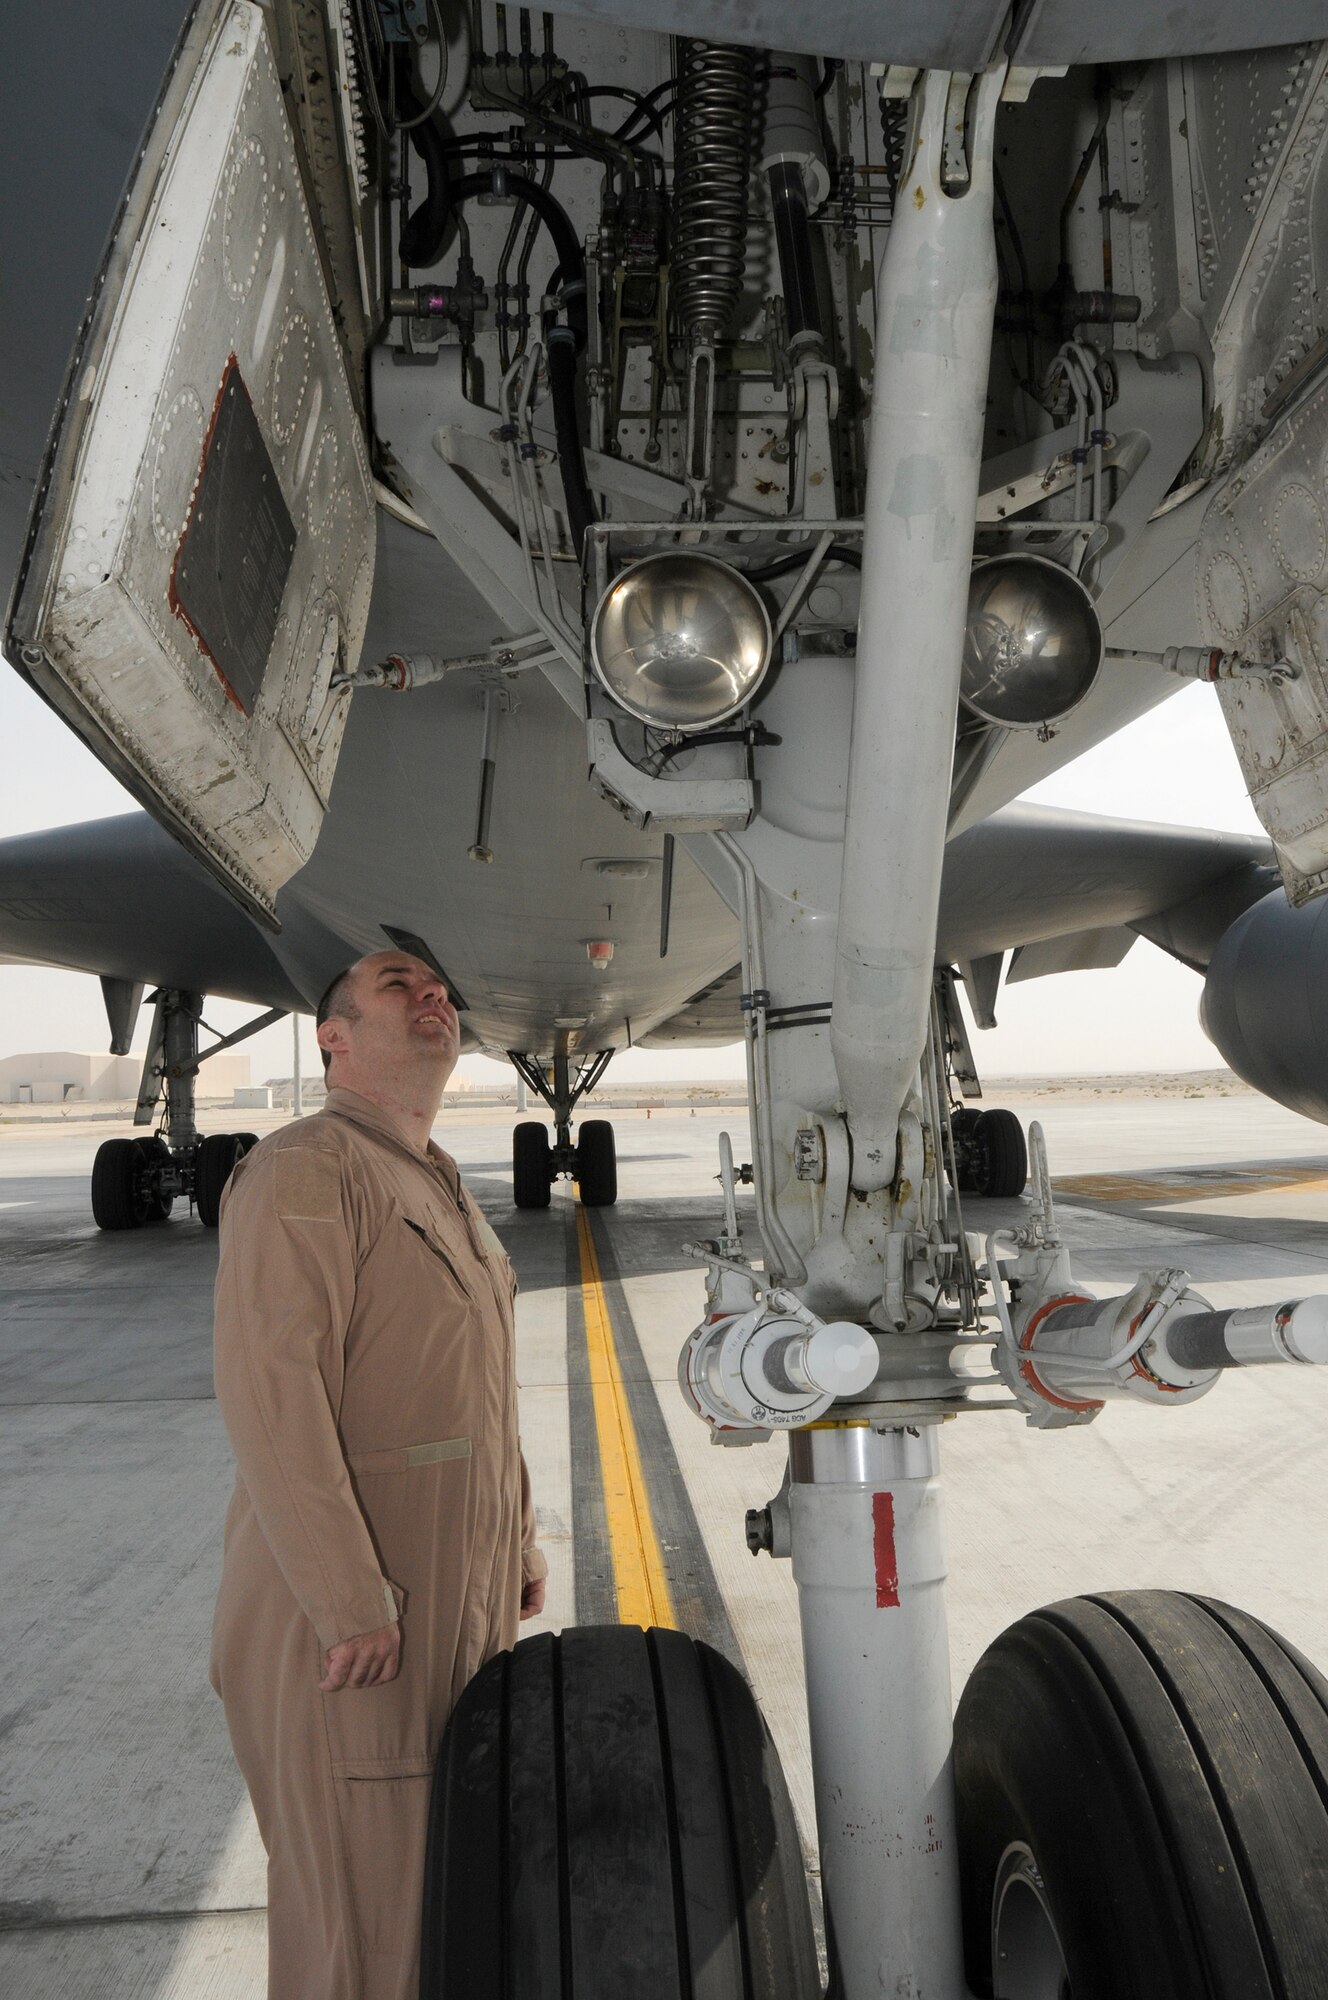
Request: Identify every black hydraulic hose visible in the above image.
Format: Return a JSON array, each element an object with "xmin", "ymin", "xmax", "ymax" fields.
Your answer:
[
  {"xmin": 394, "ymin": 55, "xmax": 454, "ymax": 268},
  {"xmin": 547, "ymin": 328, "xmax": 595, "ymax": 558},
  {"xmin": 745, "ymin": 544, "xmax": 861, "ymax": 582},
  {"xmin": 421, "ymin": 158, "xmax": 592, "ymax": 550},
  {"xmin": 768, "ymin": 160, "xmax": 822, "ymax": 348},
  {"xmin": 399, "ymin": 107, "xmax": 452, "ymax": 266}
]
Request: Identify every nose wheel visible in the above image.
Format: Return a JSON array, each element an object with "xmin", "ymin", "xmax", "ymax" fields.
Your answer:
[
  {"xmin": 420, "ymin": 1626, "xmax": 818, "ymax": 1998},
  {"xmin": 955, "ymin": 1590, "xmax": 1328, "ymax": 1997}
]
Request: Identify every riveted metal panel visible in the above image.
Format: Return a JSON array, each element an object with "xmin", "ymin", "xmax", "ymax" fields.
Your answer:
[
  {"xmin": 7, "ymin": 0, "xmax": 374, "ymax": 924},
  {"xmin": 1198, "ymin": 375, "xmax": 1328, "ymax": 902}
]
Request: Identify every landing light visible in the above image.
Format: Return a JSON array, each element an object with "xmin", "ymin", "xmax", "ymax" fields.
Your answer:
[
  {"xmin": 590, "ymin": 552, "xmax": 772, "ymax": 732},
  {"xmin": 962, "ymin": 554, "xmax": 1102, "ymax": 730}
]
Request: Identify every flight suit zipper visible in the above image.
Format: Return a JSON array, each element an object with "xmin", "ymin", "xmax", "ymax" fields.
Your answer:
[{"xmin": 401, "ymin": 1217, "xmax": 475, "ymax": 1299}]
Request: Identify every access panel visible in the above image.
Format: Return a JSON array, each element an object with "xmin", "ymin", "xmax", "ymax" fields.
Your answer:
[{"xmin": 6, "ymin": 0, "xmax": 374, "ymax": 923}]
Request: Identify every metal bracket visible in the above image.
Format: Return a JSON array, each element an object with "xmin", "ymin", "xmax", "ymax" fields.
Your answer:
[{"xmin": 586, "ymin": 719, "xmax": 754, "ymax": 832}]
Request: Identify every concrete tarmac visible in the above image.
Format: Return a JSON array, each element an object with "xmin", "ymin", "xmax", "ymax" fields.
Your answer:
[{"xmin": 3, "ymin": 1090, "xmax": 1328, "ymax": 1995}]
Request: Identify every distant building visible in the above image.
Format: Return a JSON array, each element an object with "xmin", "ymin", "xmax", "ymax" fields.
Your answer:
[{"xmin": 0, "ymin": 1049, "xmax": 250, "ymax": 1104}]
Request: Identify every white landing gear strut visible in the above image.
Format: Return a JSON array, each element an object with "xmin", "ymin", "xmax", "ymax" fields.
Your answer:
[
  {"xmin": 677, "ymin": 59, "xmax": 1328, "ymax": 2000},
  {"xmin": 790, "ymin": 1424, "xmax": 965, "ymax": 1997}
]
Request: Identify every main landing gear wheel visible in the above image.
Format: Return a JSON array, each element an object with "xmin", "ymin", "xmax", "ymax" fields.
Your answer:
[
  {"xmin": 512, "ymin": 1121, "xmax": 552, "ymax": 1209},
  {"xmin": 194, "ymin": 1132, "xmax": 245, "ymax": 1228},
  {"xmin": 970, "ymin": 1106, "xmax": 1027, "ymax": 1197},
  {"xmin": 138, "ymin": 1136, "xmax": 174, "ymax": 1221},
  {"xmin": 420, "ymin": 1625, "xmax": 819, "ymax": 2000},
  {"xmin": 947, "ymin": 1105, "xmax": 982, "ymax": 1191},
  {"xmin": 955, "ymin": 1590, "xmax": 1328, "ymax": 1999},
  {"xmin": 91, "ymin": 1137, "xmax": 155, "ymax": 1231},
  {"xmin": 575, "ymin": 1117, "xmax": 617, "ymax": 1206}
]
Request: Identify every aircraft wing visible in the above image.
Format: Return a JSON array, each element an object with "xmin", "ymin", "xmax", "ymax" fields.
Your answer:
[{"xmin": 0, "ymin": 802, "xmax": 1275, "ymax": 1051}]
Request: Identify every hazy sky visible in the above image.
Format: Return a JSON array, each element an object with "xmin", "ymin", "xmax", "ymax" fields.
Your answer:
[{"xmin": 0, "ymin": 661, "xmax": 1262, "ymax": 1087}]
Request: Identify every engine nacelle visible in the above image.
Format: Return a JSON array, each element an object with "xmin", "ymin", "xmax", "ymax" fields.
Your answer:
[{"xmin": 1202, "ymin": 889, "xmax": 1328, "ymax": 1122}]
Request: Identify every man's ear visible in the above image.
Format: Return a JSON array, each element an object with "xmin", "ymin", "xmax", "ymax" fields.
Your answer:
[{"xmin": 316, "ymin": 1020, "xmax": 345, "ymax": 1066}]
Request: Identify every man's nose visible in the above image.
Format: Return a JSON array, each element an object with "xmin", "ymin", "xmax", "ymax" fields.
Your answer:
[{"xmin": 419, "ymin": 977, "xmax": 448, "ymax": 1007}]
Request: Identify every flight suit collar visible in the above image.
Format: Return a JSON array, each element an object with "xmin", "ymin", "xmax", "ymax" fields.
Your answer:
[{"xmin": 322, "ymin": 1087, "xmax": 459, "ymax": 1197}]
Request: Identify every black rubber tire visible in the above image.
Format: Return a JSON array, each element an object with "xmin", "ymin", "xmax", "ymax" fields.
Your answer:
[
  {"xmin": 512, "ymin": 1121, "xmax": 552, "ymax": 1209},
  {"xmin": 139, "ymin": 1136, "xmax": 175, "ymax": 1222},
  {"xmin": 972, "ymin": 1107, "xmax": 1027, "ymax": 1197},
  {"xmin": 955, "ymin": 1590, "xmax": 1328, "ymax": 1999},
  {"xmin": 575, "ymin": 1118, "xmax": 617, "ymax": 1207},
  {"xmin": 947, "ymin": 1105, "xmax": 983, "ymax": 1193},
  {"xmin": 234, "ymin": 1132, "xmax": 260, "ymax": 1154},
  {"xmin": 194, "ymin": 1133, "xmax": 245, "ymax": 1228},
  {"xmin": 421, "ymin": 1625, "xmax": 819, "ymax": 2000},
  {"xmin": 90, "ymin": 1137, "xmax": 152, "ymax": 1231}
]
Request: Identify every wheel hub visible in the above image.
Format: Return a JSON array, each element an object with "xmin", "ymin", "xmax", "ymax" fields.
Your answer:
[{"xmin": 991, "ymin": 1842, "xmax": 1071, "ymax": 1999}]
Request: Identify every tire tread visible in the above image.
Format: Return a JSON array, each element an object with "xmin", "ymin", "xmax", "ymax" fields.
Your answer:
[
  {"xmin": 957, "ymin": 1589, "xmax": 1328, "ymax": 2000},
  {"xmin": 421, "ymin": 1626, "xmax": 814, "ymax": 2000}
]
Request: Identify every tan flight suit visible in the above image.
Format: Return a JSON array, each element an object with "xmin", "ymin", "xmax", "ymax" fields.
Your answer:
[{"xmin": 209, "ymin": 1087, "xmax": 546, "ymax": 2000}]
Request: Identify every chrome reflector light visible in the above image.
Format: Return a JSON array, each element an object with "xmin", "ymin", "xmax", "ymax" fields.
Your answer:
[
  {"xmin": 962, "ymin": 555, "xmax": 1102, "ymax": 729},
  {"xmin": 590, "ymin": 552, "xmax": 772, "ymax": 731}
]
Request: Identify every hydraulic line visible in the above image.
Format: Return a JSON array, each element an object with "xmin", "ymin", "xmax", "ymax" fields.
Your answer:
[
  {"xmin": 762, "ymin": 56, "xmax": 829, "ymax": 351},
  {"xmin": 547, "ymin": 328, "xmax": 595, "ymax": 556},
  {"xmin": 416, "ymin": 152, "xmax": 593, "ymax": 554},
  {"xmin": 397, "ymin": 60, "xmax": 453, "ymax": 266},
  {"xmin": 671, "ymin": 40, "xmax": 759, "ymax": 345},
  {"xmin": 443, "ymin": 169, "xmax": 583, "ymax": 313},
  {"xmin": 768, "ymin": 162, "xmax": 821, "ymax": 349}
]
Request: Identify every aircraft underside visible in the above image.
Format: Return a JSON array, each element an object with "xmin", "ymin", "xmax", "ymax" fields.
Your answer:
[{"xmin": 6, "ymin": 2, "xmax": 1328, "ymax": 1992}]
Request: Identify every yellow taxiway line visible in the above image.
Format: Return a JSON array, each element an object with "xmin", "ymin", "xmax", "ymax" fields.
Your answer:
[{"xmin": 574, "ymin": 1201, "xmax": 675, "ymax": 1630}]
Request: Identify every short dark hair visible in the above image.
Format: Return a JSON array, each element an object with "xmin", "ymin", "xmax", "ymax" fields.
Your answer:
[{"xmin": 315, "ymin": 966, "xmax": 361, "ymax": 1074}]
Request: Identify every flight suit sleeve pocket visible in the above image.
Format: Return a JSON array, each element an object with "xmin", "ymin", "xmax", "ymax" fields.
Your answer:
[{"xmin": 274, "ymin": 1147, "xmax": 342, "ymax": 1221}]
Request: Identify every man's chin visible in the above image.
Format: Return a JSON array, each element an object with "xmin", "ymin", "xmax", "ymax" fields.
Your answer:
[{"xmin": 411, "ymin": 1028, "xmax": 460, "ymax": 1070}]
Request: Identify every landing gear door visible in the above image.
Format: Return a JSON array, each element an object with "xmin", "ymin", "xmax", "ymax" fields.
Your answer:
[{"xmin": 5, "ymin": 0, "xmax": 375, "ymax": 926}]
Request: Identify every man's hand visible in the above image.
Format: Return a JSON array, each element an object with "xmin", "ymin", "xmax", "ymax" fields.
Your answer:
[
  {"xmin": 520, "ymin": 1575, "xmax": 546, "ymax": 1621},
  {"xmin": 320, "ymin": 1621, "xmax": 400, "ymax": 1691}
]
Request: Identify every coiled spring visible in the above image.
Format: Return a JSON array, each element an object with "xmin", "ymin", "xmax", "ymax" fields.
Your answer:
[{"xmin": 670, "ymin": 40, "xmax": 759, "ymax": 345}]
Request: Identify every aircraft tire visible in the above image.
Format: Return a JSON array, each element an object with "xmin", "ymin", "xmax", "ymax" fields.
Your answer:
[
  {"xmin": 194, "ymin": 1133, "xmax": 244, "ymax": 1228},
  {"xmin": 972, "ymin": 1107, "xmax": 1027, "ymax": 1197},
  {"xmin": 91, "ymin": 1137, "xmax": 153, "ymax": 1230},
  {"xmin": 512, "ymin": 1121, "xmax": 552, "ymax": 1209},
  {"xmin": 419, "ymin": 1625, "xmax": 819, "ymax": 2000},
  {"xmin": 234, "ymin": 1132, "xmax": 260, "ymax": 1154},
  {"xmin": 575, "ymin": 1118, "xmax": 617, "ymax": 1206},
  {"xmin": 954, "ymin": 1590, "xmax": 1328, "ymax": 1999}
]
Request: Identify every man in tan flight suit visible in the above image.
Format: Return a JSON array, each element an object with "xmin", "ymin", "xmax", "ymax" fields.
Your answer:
[{"xmin": 210, "ymin": 949, "xmax": 547, "ymax": 2000}]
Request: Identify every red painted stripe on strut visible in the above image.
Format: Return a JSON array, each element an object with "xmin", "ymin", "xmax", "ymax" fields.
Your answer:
[{"xmin": 873, "ymin": 1491, "xmax": 900, "ymax": 1608}]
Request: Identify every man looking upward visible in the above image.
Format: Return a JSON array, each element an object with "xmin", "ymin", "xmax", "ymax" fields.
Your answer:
[{"xmin": 210, "ymin": 950, "xmax": 546, "ymax": 2000}]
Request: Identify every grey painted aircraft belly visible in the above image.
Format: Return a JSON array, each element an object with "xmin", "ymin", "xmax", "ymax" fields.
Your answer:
[{"xmin": 279, "ymin": 661, "xmax": 740, "ymax": 1056}]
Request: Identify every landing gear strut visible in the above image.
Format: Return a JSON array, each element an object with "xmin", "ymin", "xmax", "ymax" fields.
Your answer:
[
  {"xmin": 507, "ymin": 1038, "xmax": 615, "ymax": 1208},
  {"xmin": 90, "ymin": 988, "xmax": 284, "ymax": 1230}
]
